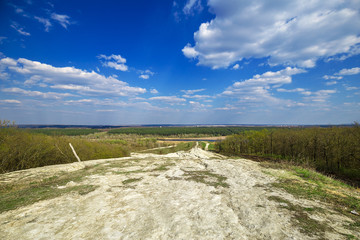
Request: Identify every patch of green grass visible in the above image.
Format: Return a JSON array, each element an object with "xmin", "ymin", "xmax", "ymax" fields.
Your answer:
[
  {"xmin": 268, "ymin": 196, "xmax": 328, "ymax": 238},
  {"xmin": 292, "ymin": 167, "xmax": 351, "ymax": 189},
  {"xmin": 272, "ymin": 179, "xmax": 360, "ymax": 212},
  {"xmin": 183, "ymin": 170, "xmax": 229, "ymax": 188},
  {"xmin": 207, "ymin": 143, "xmax": 215, "ymax": 151},
  {"xmin": 0, "ymin": 163, "xmax": 116, "ymax": 213},
  {"xmin": 0, "ymin": 182, "xmax": 98, "ymax": 213},
  {"xmin": 271, "ymin": 178, "xmax": 360, "ymax": 235},
  {"xmin": 199, "ymin": 142, "xmax": 206, "ymax": 150},
  {"xmin": 262, "ymin": 161, "xmax": 360, "ymax": 235},
  {"xmin": 342, "ymin": 234, "xmax": 358, "ymax": 240},
  {"xmin": 152, "ymin": 162, "xmax": 175, "ymax": 171},
  {"xmin": 122, "ymin": 178, "xmax": 142, "ymax": 185},
  {"xmin": 113, "ymin": 169, "xmax": 145, "ymax": 175}
]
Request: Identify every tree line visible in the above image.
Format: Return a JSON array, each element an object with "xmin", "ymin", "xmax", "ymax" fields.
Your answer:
[
  {"xmin": 107, "ymin": 126, "xmax": 268, "ymax": 136},
  {"xmin": 215, "ymin": 125, "xmax": 360, "ymax": 184}
]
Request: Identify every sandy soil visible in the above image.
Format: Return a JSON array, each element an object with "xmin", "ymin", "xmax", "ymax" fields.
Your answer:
[{"xmin": 0, "ymin": 146, "xmax": 358, "ymax": 239}]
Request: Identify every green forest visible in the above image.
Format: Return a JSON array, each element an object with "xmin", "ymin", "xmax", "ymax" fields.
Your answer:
[
  {"xmin": 0, "ymin": 127, "xmax": 129, "ymax": 173},
  {"xmin": 215, "ymin": 125, "xmax": 360, "ymax": 184},
  {"xmin": 107, "ymin": 126, "xmax": 267, "ymax": 136}
]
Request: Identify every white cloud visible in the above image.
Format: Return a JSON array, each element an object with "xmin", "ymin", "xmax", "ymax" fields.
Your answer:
[
  {"xmin": 325, "ymin": 81, "xmax": 338, "ymax": 86},
  {"xmin": 10, "ymin": 22, "xmax": 30, "ymax": 36},
  {"xmin": 149, "ymin": 96, "xmax": 186, "ymax": 104},
  {"xmin": 215, "ymin": 104, "xmax": 238, "ymax": 111},
  {"xmin": 343, "ymin": 84, "xmax": 359, "ymax": 91},
  {"xmin": 188, "ymin": 100, "xmax": 210, "ymax": 111},
  {"xmin": 184, "ymin": 0, "xmax": 360, "ymax": 69},
  {"xmin": 95, "ymin": 109, "xmax": 116, "ymax": 112},
  {"xmin": 182, "ymin": 94, "xmax": 211, "ymax": 99},
  {"xmin": 139, "ymin": 74, "xmax": 149, "ymax": 79},
  {"xmin": 303, "ymin": 90, "xmax": 336, "ymax": 102},
  {"xmin": 337, "ymin": 67, "xmax": 360, "ymax": 76},
  {"xmin": 232, "ymin": 64, "xmax": 239, "ymax": 70},
  {"xmin": 51, "ymin": 13, "xmax": 71, "ymax": 29},
  {"xmin": 182, "ymin": 43, "xmax": 199, "ymax": 58},
  {"xmin": 222, "ymin": 67, "xmax": 306, "ymax": 105},
  {"xmin": 233, "ymin": 67, "xmax": 305, "ymax": 87},
  {"xmin": 323, "ymin": 75, "xmax": 343, "ymax": 80},
  {"xmin": 98, "ymin": 54, "xmax": 128, "ymax": 72},
  {"xmin": 98, "ymin": 54, "xmax": 126, "ymax": 63},
  {"xmin": 34, "ymin": 16, "xmax": 52, "ymax": 32},
  {"xmin": 65, "ymin": 98, "xmax": 170, "ymax": 111},
  {"xmin": 0, "ymin": 37, "xmax": 6, "ymax": 44},
  {"xmin": 346, "ymin": 86, "xmax": 359, "ymax": 91},
  {"xmin": 181, "ymin": 88, "xmax": 205, "ymax": 94},
  {"xmin": 183, "ymin": 0, "xmax": 202, "ymax": 15},
  {"xmin": 322, "ymin": 67, "xmax": 360, "ymax": 83},
  {"xmin": 2, "ymin": 87, "xmax": 75, "ymax": 99},
  {"xmin": 277, "ymin": 88, "xmax": 306, "ymax": 93},
  {"xmin": 104, "ymin": 61, "xmax": 128, "ymax": 71},
  {"xmin": 150, "ymin": 89, "xmax": 158, "ymax": 94},
  {"xmin": 0, "ymin": 56, "xmax": 146, "ymax": 97},
  {"xmin": 145, "ymin": 69, "xmax": 154, "ymax": 75},
  {"xmin": 0, "ymin": 99, "xmax": 21, "ymax": 104}
]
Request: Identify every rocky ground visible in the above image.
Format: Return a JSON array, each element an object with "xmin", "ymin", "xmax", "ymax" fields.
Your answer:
[{"xmin": 0, "ymin": 145, "xmax": 359, "ymax": 239}]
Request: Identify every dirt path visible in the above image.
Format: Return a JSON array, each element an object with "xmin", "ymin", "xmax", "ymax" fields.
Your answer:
[
  {"xmin": 0, "ymin": 146, "xmax": 358, "ymax": 239},
  {"xmin": 205, "ymin": 142, "xmax": 210, "ymax": 150}
]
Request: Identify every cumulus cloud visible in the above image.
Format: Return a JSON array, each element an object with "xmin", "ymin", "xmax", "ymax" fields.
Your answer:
[
  {"xmin": 98, "ymin": 54, "xmax": 126, "ymax": 63},
  {"xmin": 181, "ymin": 88, "xmax": 205, "ymax": 94},
  {"xmin": 65, "ymin": 98, "xmax": 170, "ymax": 111},
  {"xmin": 182, "ymin": 43, "xmax": 199, "ymax": 58},
  {"xmin": 337, "ymin": 67, "xmax": 360, "ymax": 76},
  {"xmin": 150, "ymin": 89, "xmax": 158, "ymax": 94},
  {"xmin": 325, "ymin": 81, "xmax": 338, "ymax": 86},
  {"xmin": 10, "ymin": 22, "xmax": 30, "ymax": 36},
  {"xmin": 232, "ymin": 64, "xmax": 239, "ymax": 70},
  {"xmin": 343, "ymin": 84, "xmax": 359, "ymax": 91},
  {"xmin": 149, "ymin": 96, "xmax": 186, "ymax": 104},
  {"xmin": 183, "ymin": 0, "xmax": 360, "ymax": 69},
  {"xmin": 34, "ymin": 16, "xmax": 52, "ymax": 32},
  {"xmin": 138, "ymin": 69, "xmax": 154, "ymax": 79},
  {"xmin": 182, "ymin": 94, "xmax": 211, "ymax": 99},
  {"xmin": 183, "ymin": 0, "xmax": 203, "ymax": 15},
  {"xmin": 104, "ymin": 61, "xmax": 128, "ymax": 71},
  {"xmin": 188, "ymin": 100, "xmax": 210, "ymax": 111},
  {"xmin": 0, "ymin": 99, "xmax": 21, "ymax": 104},
  {"xmin": 51, "ymin": 13, "xmax": 71, "ymax": 29},
  {"xmin": 144, "ymin": 69, "xmax": 154, "ymax": 75},
  {"xmin": 98, "ymin": 54, "xmax": 128, "ymax": 72},
  {"xmin": 322, "ymin": 67, "xmax": 360, "ymax": 84},
  {"xmin": 277, "ymin": 88, "xmax": 311, "ymax": 95},
  {"xmin": 2, "ymin": 87, "xmax": 75, "ymax": 99},
  {"xmin": 0, "ymin": 37, "xmax": 6, "ymax": 44},
  {"xmin": 303, "ymin": 90, "xmax": 336, "ymax": 103},
  {"xmin": 323, "ymin": 75, "xmax": 343, "ymax": 80},
  {"xmin": 222, "ymin": 67, "xmax": 306, "ymax": 105},
  {"xmin": 0, "ymin": 56, "xmax": 146, "ymax": 97}
]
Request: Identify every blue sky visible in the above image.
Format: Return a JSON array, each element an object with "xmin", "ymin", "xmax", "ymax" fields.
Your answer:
[{"xmin": 0, "ymin": 0, "xmax": 359, "ymax": 125}]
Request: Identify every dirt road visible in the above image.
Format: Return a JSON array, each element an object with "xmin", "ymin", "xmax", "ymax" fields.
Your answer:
[{"xmin": 0, "ymin": 146, "xmax": 358, "ymax": 239}]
